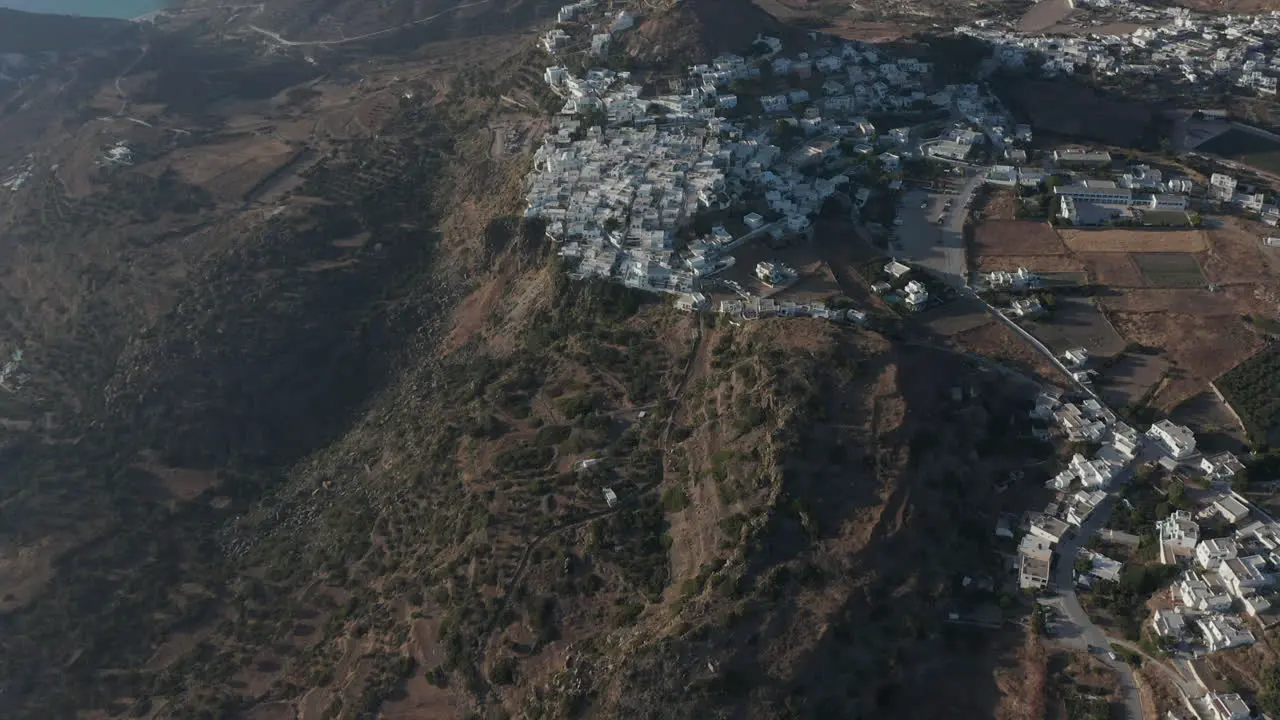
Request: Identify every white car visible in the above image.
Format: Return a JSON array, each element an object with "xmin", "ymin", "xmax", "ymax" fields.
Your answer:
[{"xmin": 893, "ymin": 217, "xmax": 903, "ymax": 226}]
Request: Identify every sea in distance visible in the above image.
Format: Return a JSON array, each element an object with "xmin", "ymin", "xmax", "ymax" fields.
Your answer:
[{"xmin": 0, "ymin": 0, "xmax": 164, "ymax": 19}]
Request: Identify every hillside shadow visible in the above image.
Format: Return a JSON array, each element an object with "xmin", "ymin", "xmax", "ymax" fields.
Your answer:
[{"xmin": 680, "ymin": 342, "xmax": 1038, "ymax": 718}]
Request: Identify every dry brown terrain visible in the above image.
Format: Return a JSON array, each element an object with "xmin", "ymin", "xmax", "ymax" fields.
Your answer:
[
  {"xmin": 975, "ymin": 219, "xmax": 1071, "ymax": 256},
  {"xmin": 0, "ymin": 2, "xmax": 1085, "ymax": 718},
  {"xmin": 978, "ymin": 188, "xmax": 1019, "ymax": 221}
]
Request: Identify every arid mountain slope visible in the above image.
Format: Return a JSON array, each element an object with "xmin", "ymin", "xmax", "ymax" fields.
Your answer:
[{"xmin": 0, "ymin": 0, "xmax": 1060, "ymax": 718}]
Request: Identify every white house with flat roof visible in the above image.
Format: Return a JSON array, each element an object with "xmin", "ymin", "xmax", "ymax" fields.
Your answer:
[
  {"xmin": 1219, "ymin": 555, "xmax": 1271, "ymax": 598},
  {"xmin": 1151, "ymin": 607, "xmax": 1188, "ymax": 639},
  {"xmin": 1159, "ymin": 510, "xmax": 1199, "ymax": 564},
  {"xmin": 1205, "ymin": 692, "xmax": 1251, "ymax": 720},
  {"xmin": 1178, "ymin": 572, "xmax": 1233, "ymax": 612},
  {"xmin": 1147, "ymin": 419, "xmax": 1197, "ymax": 460},
  {"xmin": 1196, "ymin": 537, "xmax": 1238, "ymax": 570},
  {"xmin": 1030, "ymin": 514, "xmax": 1070, "ymax": 544},
  {"xmin": 1214, "ymin": 495, "xmax": 1250, "ymax": 524},
  {"xmin": 1019, "ymin": 534, "xmax": 1053, "ymax": 590},
  {"xmin": 1200, "ymin": 452, "xmax": 1245, "ymax": 483},
  {"xmin": 1198, "ymin": 614, "xmax": 1256, "ymax": 652}
]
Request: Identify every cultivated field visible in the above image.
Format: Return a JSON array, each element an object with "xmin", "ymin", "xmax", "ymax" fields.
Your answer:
[
  {"xmin": 1077, "ymin": 252, "xmax": 1144, "ymax": 287},
  {"xmin": 1215, "ymin": 345, "xmax": 1280, "ymax": 444},
  {"xmin": 1131, "ymin": 253, "xmax": 1205, "ymax": 288},
  {"xmin": 1196, "ymin": 127, "xmax": 1280, "ymax": 176},
  {"xmin": 1058, "ymin": 228, "xmax": 1208, "ymax": 254},
  {"xmin": 1168, "ymin": 391, "xmax": 1248, "ymax": 452}
]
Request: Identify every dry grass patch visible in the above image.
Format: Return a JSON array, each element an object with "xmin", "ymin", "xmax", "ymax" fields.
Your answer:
[{"xmin": 975, "ymin": 254, "xmax": 1086, "ymax": 273}]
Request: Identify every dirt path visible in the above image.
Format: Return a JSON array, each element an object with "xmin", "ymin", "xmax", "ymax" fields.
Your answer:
[
  {"xmin": 248, "ymin": 0, "xmax": 493, "ymax": 47},
  {"xmin": 661, "ymin": 315, "xmax": 706, "ymax": 446}
]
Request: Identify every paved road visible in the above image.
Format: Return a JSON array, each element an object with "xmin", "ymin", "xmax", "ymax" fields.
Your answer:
[{"xmin": 1110, "ymin": 638, "xmax": 1206, "ymax": 698}]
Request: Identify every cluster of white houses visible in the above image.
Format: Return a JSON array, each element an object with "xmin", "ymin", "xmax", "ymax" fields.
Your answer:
[
  {"xmin": 1017, "ymin": 381, "xmax": 1270, "ymax": 659},
  {"xmin": 1209, "ymin": 172, "xmax": 1280, "ymax": 227},
  {"xmin": 1016, "ymin": 385, "xmax": 1253, "ymax": 603},
  {"xmin": 1152, "ymin": 499, "xmax": 1280, "ymax": 656},
  {"xmin": 963, "ymin": 7, "xmax": 1280, "ymax": 96}
]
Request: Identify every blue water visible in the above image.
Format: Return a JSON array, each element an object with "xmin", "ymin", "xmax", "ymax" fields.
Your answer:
[{"xmin": 0, "ymin": 0, "xmax": 164, "ymax": 18}]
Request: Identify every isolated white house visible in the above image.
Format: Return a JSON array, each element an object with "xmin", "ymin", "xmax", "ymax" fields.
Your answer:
[
  {"xmin": 1018, "ymin": 534, "xmax": 1053, "ymax": 590},
  {"xmin": 1200, "ymin": 452, "xmax": 1245, "ymax": 482},
  {"xmin": 1197, "ymin": 615, "xmax": 1256, "ymax": 652}
]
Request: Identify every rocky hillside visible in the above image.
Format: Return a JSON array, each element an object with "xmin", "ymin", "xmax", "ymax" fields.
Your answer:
[{"xmin": 0, "ymin": 0, "xmax": 1063, "ymax": 718}]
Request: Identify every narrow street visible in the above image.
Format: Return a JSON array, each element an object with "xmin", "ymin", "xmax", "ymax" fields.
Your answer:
[{"xmin": 1039, "ymin": 492, "xmax": 1146, "ymax": 720}]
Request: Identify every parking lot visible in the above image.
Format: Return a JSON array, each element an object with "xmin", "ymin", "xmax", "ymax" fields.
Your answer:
[{"xmin": 889, "ymin": 175, "xmax": 978, "ymax": 288}]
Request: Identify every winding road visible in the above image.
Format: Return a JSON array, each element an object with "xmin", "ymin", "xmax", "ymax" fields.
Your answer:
[{"xmin": 1040, "ymin": 490, "xmax": 1146, "ymax": 720}]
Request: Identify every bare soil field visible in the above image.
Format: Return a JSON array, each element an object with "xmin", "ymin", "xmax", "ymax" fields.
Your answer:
[
  {"xmin": 1024, "ymin": 296, "xmax": 1128, "ymax": 356},
  {"xmin": 1059, "ymin": 228, "xmax": 1209, "ymax": 254},
  {"xmin": 1045, "ymin": 650, "xmax": 1121, "ymax": 720},
  {"xmin": 917, "ymin": 298, "xmax": 994, "ymax": 337},
  {"xmin": 974, "ymin": 220, "xmax": 1069, "ymax": 256},
  {"xmin": 0, "ymin": 535, "xmax": 69, "ymax": 613},
  {"xmin": 1098, "ymin": 352, "xmax": 1169, "ymax": 410},
  {"xmin": 168, "ymin": 136, "xmax": 300, "ymax": 200},
  {"xmin": 1019, "ymin": 0, "xmax": 1073, "ymax": 33},
  {"xmin": 1132, "ymin": 252, "xmax": 1205, "ymax": 288},
  {"xmin": 1097, "ymin": 288, "xmax": 1239, "ymax": 315},
  {"xmin": 1077, "ymin": 252, "xmax": 1145, "ymax": 287},
  {"xmin": 1203, "ymin": 221, "xmax": 1275, "ymax": 286}
]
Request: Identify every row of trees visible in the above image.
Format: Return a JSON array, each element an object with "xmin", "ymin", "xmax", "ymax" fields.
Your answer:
[{"xmin": 1217, "ymin": 345, "xmax": 1280, "ymax": 444}]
